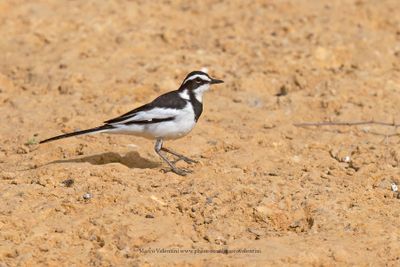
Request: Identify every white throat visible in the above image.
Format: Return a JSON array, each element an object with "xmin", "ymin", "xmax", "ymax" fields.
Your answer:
[{"xmin": 194, "ymin": 84, "xmax": 210, "ymax": 102}]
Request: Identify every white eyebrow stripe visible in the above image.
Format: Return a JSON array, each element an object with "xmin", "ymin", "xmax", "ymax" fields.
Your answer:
[{"xmin": 183, "ymin": 74, "xmax": 211, "ymax": 84}]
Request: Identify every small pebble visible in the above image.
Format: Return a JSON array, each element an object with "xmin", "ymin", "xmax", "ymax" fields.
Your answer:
[
  {"xmin": 343, "ymin": 156, "xmax": 351, "ymax": 163},
  {"xmin": 391, "ymin": 183, "xmax": 398, "ymax": 192},
  {"xmin": 145, "ymin": 214, "xmax": 154, "ymax": 219},
  {"xmin": 83, "ymin": 193, "xmax": 92, "ymax": 200},
  {"xmin": 276, "ymin": 85, "xmax": 288, "ymax": 96},
  {"xmin": 263, "ymin": 123, "xmax": 276, "ymax": 129},
  {"xmin": 16, "ymin": 146, "xmax": 29, "ymax": 154},
  {"xmin": 62, "ymin": 179, "xmax": 74, "ymax": 187}
]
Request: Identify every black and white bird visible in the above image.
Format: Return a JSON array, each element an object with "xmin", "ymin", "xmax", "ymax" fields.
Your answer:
[{"xmin": 40, "ymin": 70, "xmax": 223, "ymax": 176}]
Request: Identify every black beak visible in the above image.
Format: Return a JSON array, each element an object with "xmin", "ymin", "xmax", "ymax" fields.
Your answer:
[{"xmin": 210, "ymin": 78, "xmax": 224, "ymax": 84}]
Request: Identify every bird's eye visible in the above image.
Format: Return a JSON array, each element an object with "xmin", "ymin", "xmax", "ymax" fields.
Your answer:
[{"xmin": 195, "ymin": 78, "xmax": 202, "ymax": 83}]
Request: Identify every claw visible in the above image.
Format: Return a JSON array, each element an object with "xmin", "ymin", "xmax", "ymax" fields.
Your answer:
[
  {"xmin": 172, "ymin": 156, "xmax": 198, "ymax": 165},
  {"xmin": 171, "ymin": 167, "xmax": 191, "ymax": 176},
  {"xmin": 181, "ymin": 156, "xmax": 198, "ymax": 164}
]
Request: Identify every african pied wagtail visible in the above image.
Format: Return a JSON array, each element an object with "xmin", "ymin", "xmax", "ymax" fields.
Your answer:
[{"xmin": 40, "ymin": 71, "xmax": 224, "ymax": 176}]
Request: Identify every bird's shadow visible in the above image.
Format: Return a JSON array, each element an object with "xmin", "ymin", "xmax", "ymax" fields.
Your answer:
[{"xmin": 49, "ymin": 151, "xmax": 160, "ymax": 169}]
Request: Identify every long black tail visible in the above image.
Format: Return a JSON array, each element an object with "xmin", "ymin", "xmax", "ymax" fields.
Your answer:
[{"xmin": 39, "ymin": 125, "xmax": 114, "ymax": 144}]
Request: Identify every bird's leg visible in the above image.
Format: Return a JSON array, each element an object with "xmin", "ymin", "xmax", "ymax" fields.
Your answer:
[
  {"xmin": 160, "ymin": 147, "xmax": 198, "ymax": 164},
  {"xmin": 154, "ymin": 138, "xmax": 191, "ymax": 176}
]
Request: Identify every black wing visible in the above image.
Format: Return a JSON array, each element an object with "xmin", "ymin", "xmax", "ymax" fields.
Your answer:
[{"xmin": 104, "ymin": 90, "xmax": 187, "ymax": 124}]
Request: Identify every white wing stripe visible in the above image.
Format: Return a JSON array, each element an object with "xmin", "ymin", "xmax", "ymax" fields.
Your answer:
[{"xmin": 109, "ymin": 107, "xmax": 182, "ymax": 125}]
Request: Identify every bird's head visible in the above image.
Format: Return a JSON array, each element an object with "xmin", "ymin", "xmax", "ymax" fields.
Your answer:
[{"xmin": 179, "ymin": 71, "xmax": 223, "ymax": 102}]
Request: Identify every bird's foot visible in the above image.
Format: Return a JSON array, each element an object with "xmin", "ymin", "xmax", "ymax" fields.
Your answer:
[
  {"xmin": 162, "ymin": 166, "xmax": 193, "ymax": 176},
  {"xmin": 172, "ymin": 155, "xmax": 198, "ymax": 165},
  {"xmin": 181, "ymin": 156, "xmax": 198, "ymax": 164},
  {"xmin": 161, "ymin": 147, "xmax": 199, "ymax": 164},
  {"xmin": 173, "ymin": 167, "xmax": 193, "ymax": 176}
]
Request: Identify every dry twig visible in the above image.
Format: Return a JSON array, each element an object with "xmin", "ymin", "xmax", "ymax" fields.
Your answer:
[{"xmin": 294, "ymin": 120, "xmax": 400, "ymax": 128}]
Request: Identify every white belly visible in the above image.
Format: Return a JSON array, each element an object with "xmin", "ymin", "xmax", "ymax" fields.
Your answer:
[
  {"xmin": 143, "ymin": 116, "xmax": 196, "ymax": 140},
  {"xmin": 109, "ymin": 103, "xmax": 197, "ymax": 140}
]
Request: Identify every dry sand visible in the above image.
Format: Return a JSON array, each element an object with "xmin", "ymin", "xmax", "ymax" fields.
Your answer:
[{"xmin": 1, "ymin": 0, "xmax": 400, "ymax": 266}]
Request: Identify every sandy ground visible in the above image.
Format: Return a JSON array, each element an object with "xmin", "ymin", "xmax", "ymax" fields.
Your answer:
[{"xmin": 1, "ymin": 0, "xmax": 400, "ymax": 266}]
